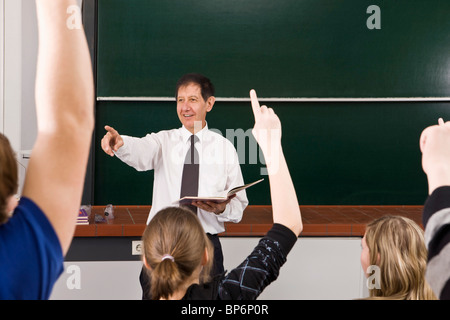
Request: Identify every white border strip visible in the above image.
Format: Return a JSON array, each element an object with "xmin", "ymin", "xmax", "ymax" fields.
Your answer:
[
  {"xmin": 3, "ymin": 0, "xmax": 21, "ymax": 149},
  {"xmin": 97, "ymin": 96, "xmax": 450, "ymax": 102},
  {"xmin": 0, "ymin": 0, "xmax": 4, "ymax": 133}
]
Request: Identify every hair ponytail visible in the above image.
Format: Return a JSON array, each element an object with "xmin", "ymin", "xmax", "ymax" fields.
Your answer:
[
  {"xmin": 142, "ymin": 207, "xmax": 213, "ymax": 300},
  {"xmin": 150, "ymin": 256, "xmax": 184, "ymax": 300}
]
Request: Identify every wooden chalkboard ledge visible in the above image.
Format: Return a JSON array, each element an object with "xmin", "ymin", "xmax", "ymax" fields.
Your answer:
[{"xmin": 74, "ymin": 205, "xmax": 424, "ymax": 238}]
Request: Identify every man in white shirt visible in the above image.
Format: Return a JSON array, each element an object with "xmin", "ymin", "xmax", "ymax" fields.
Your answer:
[{"xmin": 101, "ymin": 73, "xmax": 248, "ymax": 299}]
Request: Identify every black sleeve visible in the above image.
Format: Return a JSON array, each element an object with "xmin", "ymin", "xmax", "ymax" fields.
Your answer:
[
  {"xmin": 218, "ymin": 223, "xmax": 297, "ymax": 300},
  {"xmin": 423, "ymin": 186, "xmax": 450, "ymax": 228},
  {"xmin": 422, "ymin": 186, "xmax": 450, "ymax": 300},
  {"xmin": 265, "ymin": 223, "xmax": 298, "ymax": 256}
]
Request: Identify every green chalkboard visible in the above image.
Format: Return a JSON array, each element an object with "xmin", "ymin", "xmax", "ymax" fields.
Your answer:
[
  {"xmin": 92, "ymin": 0, "xmax": 450, "ymax": 206},
  {"xmin": 94, "ymin": 100, "xmax": 450, "ymax": 205},
  {"xmin": 97, "ymin": 0, "xmax": 450, "ymax": 98}
]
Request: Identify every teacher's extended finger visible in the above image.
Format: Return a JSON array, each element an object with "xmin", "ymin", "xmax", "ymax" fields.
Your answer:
[{"xmin": 104, "ymin": 125, "xmax": 118, "ymax": 136}]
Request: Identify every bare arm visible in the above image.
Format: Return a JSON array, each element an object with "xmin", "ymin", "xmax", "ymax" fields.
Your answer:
[
  {"xmin": 22, "ymin": 0, "xmax": 94, "ymax": 254},
  {"xmin": 250, "ymin": 90, "xmax": 302, "ymax": 236},
  {"xmin": 420, "ymin": 118, "xmax": 450, "ymax": 194}
]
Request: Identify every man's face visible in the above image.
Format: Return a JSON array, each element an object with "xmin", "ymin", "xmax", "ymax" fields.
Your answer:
[{"xmin": 177, "ymin": 83, "xmax": 214, "ymax": 134}]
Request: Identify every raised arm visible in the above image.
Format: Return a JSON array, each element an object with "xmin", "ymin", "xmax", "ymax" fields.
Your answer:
[
  {"xmin": 22, "ymin": 0, "xmax": 94, "ymax": 254},
  {"xmin": 420, "ymin": 118, "xmax": 450, "ymax": 195},
  {"xmin": 420, "ymin": 119, "xmax": 450, "ymax": 299},
  {"xmin": 250, "ymin": 90, "xmax": 302, "ymax": 236}
]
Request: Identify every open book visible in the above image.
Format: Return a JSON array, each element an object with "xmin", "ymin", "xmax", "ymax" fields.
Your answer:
[{"xmin": 176, "ymin": 178, "xmax": 264, "ymax": 204}]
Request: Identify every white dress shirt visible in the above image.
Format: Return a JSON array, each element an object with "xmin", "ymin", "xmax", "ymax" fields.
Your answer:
[{"xmin": 114, "ymin": 123, "xmax": 248, "ymax": 234}]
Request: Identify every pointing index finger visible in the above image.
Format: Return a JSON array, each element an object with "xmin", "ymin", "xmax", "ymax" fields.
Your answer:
[
  {"xmin": 104, "ymin": 125, "xmax": 118, "ymax": 136},
  {"xmin": 250, "ymin": 89, "xmax": 261, "ymax": 120}
]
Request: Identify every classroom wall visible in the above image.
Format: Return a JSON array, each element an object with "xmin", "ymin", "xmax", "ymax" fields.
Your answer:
[
  {"xmin": 0, "ymin": 1, "xmax": 3, "ymax": 133},
  {"xmin": 3, "ymin": 0, "xmax": 27, "ymax": 195},
  {"xmin": 50, "ymin": 237, "xmax": 368, "ymax": 300},
  {"xmin": 2, "ymin": 0, "xmax": 22, "ymax": 160}
]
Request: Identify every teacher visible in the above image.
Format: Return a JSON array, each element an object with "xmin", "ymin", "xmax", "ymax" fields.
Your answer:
[{"xmin": 101, "ymin": 73, "xmax": 248, "ymax": 299}]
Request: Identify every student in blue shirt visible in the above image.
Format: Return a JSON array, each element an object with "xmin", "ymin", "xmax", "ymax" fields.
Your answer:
[{"xmin": 0, "ymin": 0, "xmax": 94, "ymax": 299}]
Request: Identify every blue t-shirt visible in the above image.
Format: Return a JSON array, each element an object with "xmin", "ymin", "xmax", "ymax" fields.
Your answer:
[{"xmin": 0, "ymin": 197, "xmax": 64, "ymax": 300}]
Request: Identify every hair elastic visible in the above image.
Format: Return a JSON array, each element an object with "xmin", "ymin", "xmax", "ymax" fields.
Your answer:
[{"xmin": 161, "ymin": 254, "xmax": 175, "ymax": 262}]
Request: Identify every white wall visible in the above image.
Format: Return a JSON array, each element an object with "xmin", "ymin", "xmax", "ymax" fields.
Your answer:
[
  {"xmin": 50, "ymin": 237, "xmax": 368, "ymax": 300},
  {"xmin": 20, "ymin": 0, "xmax": 38, "ymax": 153},
  {"xmin": 2, "ymin": 0, "xmax": 22, "ymax": 155},
  {"xmin": 2, "ymin": 0, "xmax": 34, "ymax": 195},
  {"xmin": 0, "ymin": 0, "xmax": 4, "ymax": 133},
  {"xmin": 225, "ymin": 237, "xmax": 368, "ymax": 300}
]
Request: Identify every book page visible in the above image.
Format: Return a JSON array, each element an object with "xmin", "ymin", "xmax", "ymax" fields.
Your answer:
[{"xmin": 176, "ymin": 178, "xmax": 264, "ymax": 204}]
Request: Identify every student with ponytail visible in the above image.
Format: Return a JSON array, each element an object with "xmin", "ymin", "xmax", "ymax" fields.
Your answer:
[
  {"xmin": 142, "ymin": 207, "xmax": 214, "ymax": 300},
  {"xmin": 141, "ymin": 90, "xmax": 302, "ymax": 300}
]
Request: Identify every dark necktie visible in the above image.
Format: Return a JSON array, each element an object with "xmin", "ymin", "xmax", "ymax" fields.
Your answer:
[{"xmin": 180, "ymin": 135, "xmax": 199, "ymax": 214}]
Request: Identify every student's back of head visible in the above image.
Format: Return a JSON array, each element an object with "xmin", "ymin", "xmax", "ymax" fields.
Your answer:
[
  {"xmin": 142, "ymin": 207, "xmax": 213, "ymax": 300},
  {"xmin": 363, "ymin": 215, "xmax": 436, "ymax": 300}
]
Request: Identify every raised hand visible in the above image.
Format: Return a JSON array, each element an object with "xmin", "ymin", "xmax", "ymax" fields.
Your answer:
[
  {"xmin": 250, "ymin": 89, "xmax": 282, "ymax": 172},
  {"xmin": 420, "ymin": 118, "xmax": 450, "ymax": 194},
  {"xmin": 249, "ymin": 89, "xmax": 302, "ymax": 235},
  {"xmin": 101, "ymin": 125, "xmax": 124, "ymax": 156}
]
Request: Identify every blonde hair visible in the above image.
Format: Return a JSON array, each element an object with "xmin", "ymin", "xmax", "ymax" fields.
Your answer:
[
  {"xmin": 364, "ymin": 215, "xmax": 436, "ymax": 300},
  {"xmin": 142, "ymin": 206, "xmax": 213, "ymax": 300},
  {"xmin": 0, "ymin": 134, "xmax": 18, "ymax": 224}
]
